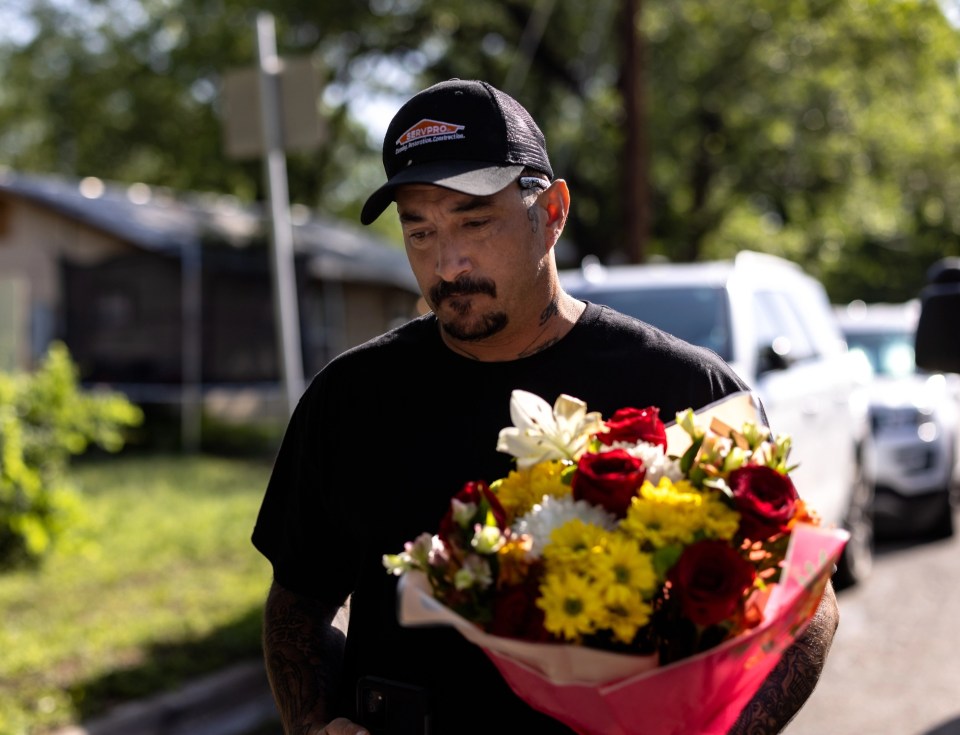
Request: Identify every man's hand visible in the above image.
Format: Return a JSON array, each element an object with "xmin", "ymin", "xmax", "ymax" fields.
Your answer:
[{"xmin": 315, "ymin": 717, "xmax": 369, "ymax": 735}]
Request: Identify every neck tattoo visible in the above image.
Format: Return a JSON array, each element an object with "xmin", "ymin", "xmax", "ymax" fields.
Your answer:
[
  {"xmin": 539, "ymin": 299, "xmax": 559, "ymax": 327},
  {"xmin": 515, "ymin": 300, "xmax": 562, "ymax": 358},
  {"xmin": 517, "ymin": 336, "xmax": 560, "ymax": 359}
]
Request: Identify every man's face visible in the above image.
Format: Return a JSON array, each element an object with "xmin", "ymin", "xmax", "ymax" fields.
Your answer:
[{"xmin": 396, "ymin": 180, "xmax": 550, "ymax": 345}]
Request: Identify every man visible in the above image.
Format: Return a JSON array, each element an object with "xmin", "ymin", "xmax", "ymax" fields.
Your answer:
[{"xmin": 252, "ymin": 78, "xmax": 839, "ymax": 735}]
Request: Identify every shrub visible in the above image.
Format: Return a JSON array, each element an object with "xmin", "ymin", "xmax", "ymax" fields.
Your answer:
[{"xmin": 0, "ymin": 342, "xmax": 143, "ymax": 567}]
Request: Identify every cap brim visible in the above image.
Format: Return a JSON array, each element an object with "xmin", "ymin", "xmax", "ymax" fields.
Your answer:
[{"xmin": 360, "ymin": 161, "xmax": 525, "ymax": 225}]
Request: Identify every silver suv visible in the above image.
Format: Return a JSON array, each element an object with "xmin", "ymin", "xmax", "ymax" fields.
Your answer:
[
  {"xmin": 836, "ymin": 300, "xmax": 960, "ymax": 538},
  {"xmin": 561, "ymin": 250, "xmax": 873, "ymax": 587}
]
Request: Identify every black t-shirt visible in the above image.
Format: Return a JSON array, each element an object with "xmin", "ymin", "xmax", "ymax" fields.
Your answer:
[{"xmin": 252, "ymin": 302, "xmax": 750, "ymax": 734}]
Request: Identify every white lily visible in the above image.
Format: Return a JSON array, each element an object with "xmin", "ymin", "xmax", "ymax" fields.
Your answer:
[
  {"xmin": 451, "ymin": 498, "xmax": 477, "ymax": 529},
  {"xmin": 496, "ymin": 390, "xmax": 604, "ymax": 469}
]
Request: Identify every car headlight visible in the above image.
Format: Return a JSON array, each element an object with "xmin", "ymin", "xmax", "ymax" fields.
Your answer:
[{"xmin": 917, "ymin": 421, "xmax": 940, "ymax": 443}]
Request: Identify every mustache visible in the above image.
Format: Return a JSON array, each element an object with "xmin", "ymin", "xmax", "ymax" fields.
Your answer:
[{"xmin": 430, "ymin": 277, "xmax": 497, "ymax": 304}]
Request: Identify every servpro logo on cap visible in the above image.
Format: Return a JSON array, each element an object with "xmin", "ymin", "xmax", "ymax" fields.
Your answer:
[{"xmin": 395, "ymin": 119, "xmax": 466, "ymax": 154}]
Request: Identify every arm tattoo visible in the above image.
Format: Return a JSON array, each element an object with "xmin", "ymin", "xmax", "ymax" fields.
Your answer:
[
  {"xmin": 728, "ymin": 584, "xmax": 839, "ymax": 734},
  {"xmin": 728, "ymin": 641, "xmax": 819, "ymax": 734},
  {"xmin": 263, "ymin": 581, "xmax": 347, "ymax": 735}
]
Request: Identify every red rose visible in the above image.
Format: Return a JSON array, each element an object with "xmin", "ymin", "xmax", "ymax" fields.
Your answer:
[
  {"xmin": 488, "ymin": 573, "xmax": 549, "ymax": 641},
  {"xmin": 667, "ymin": 540, "xmax": 757, "ymax": 627},
  {"xmin": 438, "ymin": 480, "xmax": 507, "ymax": 545},
  {"xmin": 597, "ymin": 406, "xmax": 667, "ymax": 449},
  {"xmin": 727, "ymin": 465, "xmax": 799, "ymax": 541},
  {"xmin": 571, "ymin": 449, "xmax": 646, "ymax": 517}
]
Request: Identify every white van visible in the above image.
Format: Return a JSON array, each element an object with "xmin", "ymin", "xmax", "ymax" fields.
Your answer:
[{"xmin": 561, "ymin": 251, "xmax": 873, "ymax": 587}]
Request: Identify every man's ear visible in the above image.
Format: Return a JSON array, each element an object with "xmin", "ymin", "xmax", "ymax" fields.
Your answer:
[{"xmin": 542, "ymin": 179, "xmax": 570, "ymax": 250}]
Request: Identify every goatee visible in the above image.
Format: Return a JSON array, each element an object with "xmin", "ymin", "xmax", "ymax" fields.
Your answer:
[{"xmin": 439, "ymin": 311, "xmax": 509, "ymax": 342}]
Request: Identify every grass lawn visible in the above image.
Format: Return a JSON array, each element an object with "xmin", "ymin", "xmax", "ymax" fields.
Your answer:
[{"xmin": 0, "ymin": 453, "xmax": 275, "ymax": 735}]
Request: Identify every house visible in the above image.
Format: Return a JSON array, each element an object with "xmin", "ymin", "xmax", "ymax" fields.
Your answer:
[{"xmin": 0, "ymin": 170, "xmax": 420, "ymax": 423}]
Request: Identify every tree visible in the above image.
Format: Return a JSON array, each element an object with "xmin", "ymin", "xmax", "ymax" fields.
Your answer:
[
  {"xmin": 642, "ymin": 0, "xmax": 960, "ymax": 300},
  {"xmin": 0, "ymin": 0, "xmax": 384, "ymax": 209},
  {"xmin": 2, "ymin": 0, "xmax": 959, "ymax": 301}
]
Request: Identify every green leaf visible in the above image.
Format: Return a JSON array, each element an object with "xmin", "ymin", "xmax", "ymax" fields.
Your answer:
[
  {"xmin": 680, "ymin": 436, "xmax": 704, "ymax": 475},
  {"xmin": 653, "ymin": 544, "xmax": 683, "ymax": 578}
]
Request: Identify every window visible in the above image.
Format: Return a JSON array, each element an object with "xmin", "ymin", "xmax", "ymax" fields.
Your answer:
[
  {"xmin": 582, "ymin": 286, "xmax": 733, "ymax": 360},
  {"xmin": 752, "ymin": 291, "xmax": 817, "ymax": 362},
  {"xmin": 96, "ymin": 289, "xmax": 136, "ymax": 329},
  {"xmin": 845, "ymin": 330, "xmax": 916, "ymax": 378}
]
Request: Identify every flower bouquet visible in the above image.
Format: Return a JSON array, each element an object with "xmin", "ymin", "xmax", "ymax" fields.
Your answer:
[{"xmin": 384, "ymin": 390, "xmax": 848, "ymax": 735}]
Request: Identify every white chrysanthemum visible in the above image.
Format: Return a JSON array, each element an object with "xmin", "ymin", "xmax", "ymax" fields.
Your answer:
[
  {"xmin": 513, "ymin": 495, "xmax": 617, "ymax": 558},
  {"xmin": 602, "ymin": 441, "xmax": 683, "ymax": 485}
]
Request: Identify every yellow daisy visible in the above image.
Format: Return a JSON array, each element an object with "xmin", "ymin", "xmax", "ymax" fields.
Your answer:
[
  {"xmin": 542, "ymin": 518, "xmax": 607, "ymax": 572},
  {"xmin": 589, "ymin": 534, "xmax": 659, "ymax": 603},
  {"xmin": 600, "ymin": 594, "xmax": 654, "ymax": 644},
  {"xmin": 537, "ymin": 571, "xmax": 606, "ymax": 641},
  {"xmin": 621, "ymin": 477, "xmax": 739, "ymax": 548},
  {"xmin": 491, "ymin": 460, "xmax": 570, "ymax": 521}
]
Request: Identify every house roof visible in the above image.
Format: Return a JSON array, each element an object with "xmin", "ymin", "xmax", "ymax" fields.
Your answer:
[{"xmin": 0, "ymin": 170, "xmax": 418, "ymax": 291}]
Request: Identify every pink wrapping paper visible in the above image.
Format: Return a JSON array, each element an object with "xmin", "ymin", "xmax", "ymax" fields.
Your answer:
[{"xmin": 399, "ymin": 523, "xmax": 848, "ymax": 735}]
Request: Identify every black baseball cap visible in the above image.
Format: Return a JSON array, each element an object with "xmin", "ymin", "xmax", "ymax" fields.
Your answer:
[{"xmin": 360, "ymin": 79, "xmax": 554, "ymax": 225}]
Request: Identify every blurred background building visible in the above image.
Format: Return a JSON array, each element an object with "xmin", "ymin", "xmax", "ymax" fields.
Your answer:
[{"xmin": 0, "ymin": 172, "xmax": 419, "ymax": 425}]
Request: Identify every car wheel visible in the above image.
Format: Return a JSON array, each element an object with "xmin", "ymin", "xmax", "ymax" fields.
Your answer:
[
  {"xmin": 834, "ymin": 461, "xmax": 874, "ymax": 590},
  {"xmin": 926, "ymin": 446, "xmax": 958, "ymax": 539},
  {"xmin": 926, "ymin": 486, "xmax": 957, "ymax": 540}
]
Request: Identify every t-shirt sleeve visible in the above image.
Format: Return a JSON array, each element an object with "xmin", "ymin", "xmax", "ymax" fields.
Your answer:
[
  {"xmin": 645, "ymin": 327, "xmax": 753, "ymax": 416},
  {"xmin": 685, "ymin": 343, "xmax": 771, "ymax": 426},
  {"xmin": 251, "ymin": 369, "xmax": 361, "ymax": 605}
]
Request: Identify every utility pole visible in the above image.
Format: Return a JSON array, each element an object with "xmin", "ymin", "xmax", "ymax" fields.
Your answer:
[{"xmin": 621, "ymin": 0, "xmax": 651, "ymax": 264}]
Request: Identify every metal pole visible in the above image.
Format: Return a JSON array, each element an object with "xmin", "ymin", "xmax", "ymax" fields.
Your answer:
[
  {"xmin": 256, "ymin": 11, "xmax": 305, "ymax": 415},
  {"xmin": 181, "ymin": 239, "xmax": 202, "ymax": 452}
]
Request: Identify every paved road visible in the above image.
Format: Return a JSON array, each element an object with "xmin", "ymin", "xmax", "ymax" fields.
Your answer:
[
  {"xmin": 787, "ymin": 516, "xmax": 960, "ymax": 735},
  {"xmin": 55, "ymin": 662, "xmax": 278, "ymax": 735}
]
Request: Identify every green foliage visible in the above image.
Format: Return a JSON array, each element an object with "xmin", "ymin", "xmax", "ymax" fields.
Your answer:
[
  {"xmin": 2, "ymin": 0, "xmax": 960, "ymax": 300},
  {"xmin": 0, "ymin": 343, "xmax": 143, "ymax": 567},
  {"xmin": 0, "ymin": 454, "xmax": 272, "ymax": 734},
  {"xmin": 642, "ymin": 0, "xmax": 960, "ymax": 300},
  {"xmin": 199, "ymin": 414, "xmax": 285, "ymax": 457}
]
